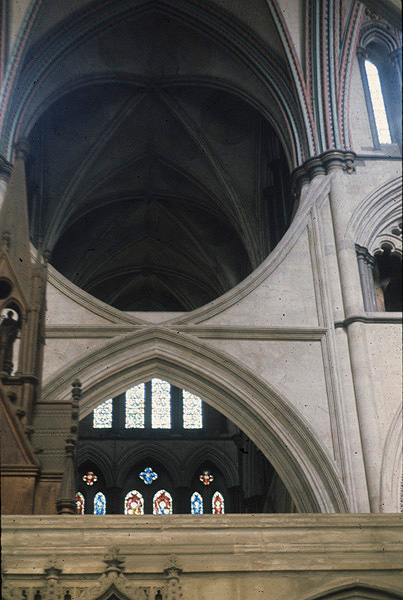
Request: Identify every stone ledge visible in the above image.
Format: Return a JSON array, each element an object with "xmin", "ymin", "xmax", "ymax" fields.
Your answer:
[{"xmin": 2, "ymin": 514, "xmax": 402, "ymax": 575}]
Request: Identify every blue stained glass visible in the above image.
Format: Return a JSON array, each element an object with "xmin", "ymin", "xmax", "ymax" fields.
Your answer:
[
  {"xmin": 139, "ymin": 466, "xmax": 158, "ymax": 485},
  {"xmin": 125, "ymin": 384, "xmax": 145, "ymax": 428},
  {"xmin": 183, "ymin": 390, "xmax": 203, "ymax": 428},
  {"xmin": 93, "ymin": 399, "xmax": 113, "ymax": 428},
  {"xmin": 191, "ymin": 492, "xmax": 203, "ymax": 514},
  {"xmin": 151, "ymin": 378, "xmax": 171, "ymax": 429},
  {"xmin": 94, "ymin": 491, "xmax": 106, "ymax": 515}
]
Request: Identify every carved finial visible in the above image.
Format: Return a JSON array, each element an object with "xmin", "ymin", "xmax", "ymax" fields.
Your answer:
[
  {"xmin": 103, "ymin": 547, "xmax": 125, "ymax": 575},
  {"xmin": 14, "ymin": 139, "xmax": 30, "ymax": 161}
]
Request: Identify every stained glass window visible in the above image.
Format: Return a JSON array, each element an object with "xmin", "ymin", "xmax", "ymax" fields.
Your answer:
[
  {"xmin": 139, "ymin": 466, "xmax": 158, "ymax": 485},
  {"xmin": 83, "ymin": 471, "xmax": 97, "ymax": 486},
  {"xmin": 125, "ymin": 384, "xmax": 145, "ymax": 428},
  {"xmin": 153, "ymin": 489, "xmax": 173, "ymax": 514},
  {"xmin": 212, "ymin": 491, "xmax": 224, "ymax": 514},
  {"xmin": 93, "ymin": 399, "xmax": 113, "ymax": 428},
  {"xmin": 364, "ymin": 60, "xmax": 392, "ymax": 144},
  {"xmin": 124, "ymin": 490, "xmax": 144, "ymax": 515},
  {"xmin": 191, "ymin": 492, "xmax": 203, "ymax": 514},
  {"xmin": 199, "ymin": 470, "xmax": 213, "ymax": 485},
  {"xmin": 183, "ymin": 390, "xmax": 203, "ymax": 428},
  {"xmin": 151, "ymin": 378, "xmax": 171, "ymax": 429},
  {"xmin": 76, "ymin": 492, "xmax": 85, "ymax": 514},
  {"xmin": 94, "ymin": 491, "xmax": 106, "ymax": 515}
]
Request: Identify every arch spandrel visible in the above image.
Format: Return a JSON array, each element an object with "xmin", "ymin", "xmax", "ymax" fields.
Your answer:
[{"xmin": 42, "ymin": 326, "xmax": 349, "ymax": 513}]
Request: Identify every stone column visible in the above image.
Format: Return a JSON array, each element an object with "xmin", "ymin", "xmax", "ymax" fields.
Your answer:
[{"xmin": 329, "ymin": 168, "xmax": 381, "ymax": 512}]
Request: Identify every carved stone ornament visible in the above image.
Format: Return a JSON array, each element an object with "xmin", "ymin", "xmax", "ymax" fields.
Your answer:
[
  {"xmin": 44, "ymin": 556, "xmax": 62, "ymax": 600},
  {"xmin": 75, "ymin": 548, "xmax": 167, "ymax": 600}
]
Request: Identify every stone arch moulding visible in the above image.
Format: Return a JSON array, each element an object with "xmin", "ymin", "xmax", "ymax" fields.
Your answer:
[
  {"xmin": 42, "ymin": 326, "xmax": 349, "ymax": 514},
  {"xmin": 303, "ymin": 582, "xmax": 403, "ymax": 600},
  {"xmin": 380, "ymin": 404, "xmax": 402, "ymax": 513},
  {"xmin": 347, "ymin": 175, "xmax": 402, "ymax": 256}
]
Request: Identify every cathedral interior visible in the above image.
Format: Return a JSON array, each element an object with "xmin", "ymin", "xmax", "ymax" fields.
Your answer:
[{"xmin": 0, "ymin": 1, "xmax": 402, "ymax": 598}]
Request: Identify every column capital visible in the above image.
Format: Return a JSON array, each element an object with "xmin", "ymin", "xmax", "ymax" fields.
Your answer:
[{"xmin": 291, "ymin": 150, "xmax": 356, "ymax": 197}]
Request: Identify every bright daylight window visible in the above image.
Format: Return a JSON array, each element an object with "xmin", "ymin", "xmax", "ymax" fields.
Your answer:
[{"xmin": 364, "ymin": 60, "xmax": 392, "ymax": 144}]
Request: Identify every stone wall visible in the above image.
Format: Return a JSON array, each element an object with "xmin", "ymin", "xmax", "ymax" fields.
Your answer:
[{"xmin": 2, "ymin": 515, "xmax": 403, "ymax": 599}]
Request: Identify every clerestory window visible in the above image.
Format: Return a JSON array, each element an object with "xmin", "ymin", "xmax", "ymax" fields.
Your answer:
[
  {"xmin": 92, "ymin": 378, "xmax": 203, "ymax": 431},
  {"xmin": 358, "ymin": 25, "xmax": 402, "ymax": 149},
  {"xmin": 364, "ymin": 59, "xmax": 392, "ymax": 144}
]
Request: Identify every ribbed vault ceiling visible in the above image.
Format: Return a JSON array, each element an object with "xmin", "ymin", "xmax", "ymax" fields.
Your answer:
[{"xmin": 27, "ymin": 6, "xmax": 294, "ymax": 311}]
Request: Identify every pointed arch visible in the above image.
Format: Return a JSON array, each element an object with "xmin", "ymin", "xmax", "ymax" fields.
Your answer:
[
  {"xmin": 183, "ymin": 446, "xmax": 239, "ymax": 489},
  {"xmin": 303, "ymin": 582, "xmax": 403, "ymax": 600},
  {"xmin": 42, "ymin": 326, "xmax": 349, "ymax": 513},
  {"xmin": 115, "ymin": 442, "xmax": 182, "ymax": 489},
  {"xmin": 77, "ymin": 445, "xmax": 114, "ymax": 488},
  {"xmin": 347, "ymin": 175, "xmax": 402, "ymax": 255}
]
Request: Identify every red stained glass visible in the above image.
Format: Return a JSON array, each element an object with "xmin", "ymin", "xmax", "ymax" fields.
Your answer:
[
  {"xmin": 212, "ymin": 491, "xmax": 224, "ymax": 514},
  {"xmin": 83, "ymin": 471, "xmax": 97, "ymax": 486},
  {"xmin": 199, "ymin": 470, "xmax": 214, "ymax": 485},
  {"xmin": 76, "ymin": 492, "xmax": 85, "ymax": 514},
  {"xmin": 153, "ymin": 489, "xmax": 173, "ymax": 514},
  {"xmin": 124, "ymin": 490, "xmax": 144, "ymax": 515}
]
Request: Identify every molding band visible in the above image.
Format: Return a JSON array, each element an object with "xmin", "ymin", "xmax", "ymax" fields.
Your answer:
[{"xmin": 335, "ymin": 313, "xmax": 402, "ymax": 328}]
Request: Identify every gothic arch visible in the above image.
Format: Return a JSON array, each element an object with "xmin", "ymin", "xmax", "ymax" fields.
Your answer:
[
  {"xmin": 347, "ymin": 175, "xmax": 402, "ymax": 255},
  {"xmin": 303, "ymin": 582, "xmax": 403, "ymax": 600},
  {"xmin": 183, "ymin": 445, "xmax": 239, "ymax": 489},
  {"xmin": 77, "ymin": 445, "xmax": 115, "ymax": 488},
  {"xmin": 42, "ymin": 326, "xmax": 348, "ymax": 513},
  {"xmin": 115, "ymin": 443, "xmax": 182, "ymax": 489}
]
